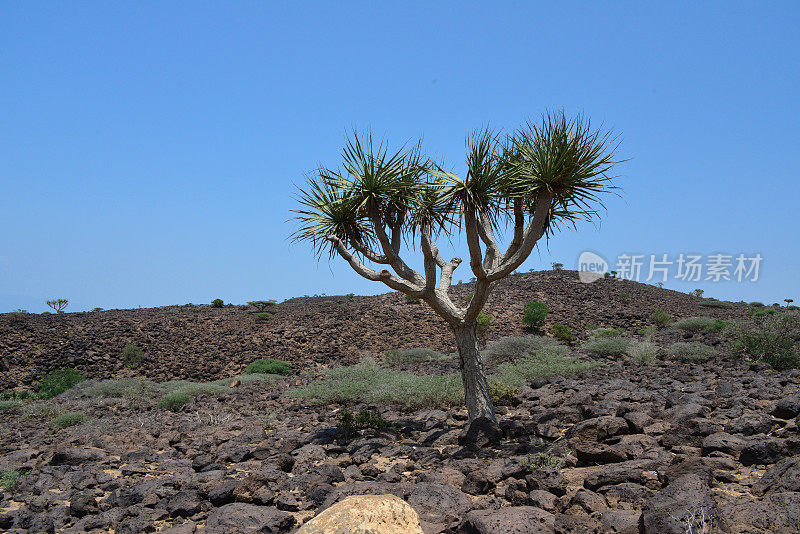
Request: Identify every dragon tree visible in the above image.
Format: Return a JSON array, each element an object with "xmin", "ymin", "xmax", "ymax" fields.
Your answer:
[{"xmin": 293, "ymin": 111, "xmax": 621, "ymax": 424}]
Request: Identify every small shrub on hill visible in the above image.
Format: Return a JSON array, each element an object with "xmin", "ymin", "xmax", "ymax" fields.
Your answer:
[
  {"xmin": 551, "ymin": 323, "xmax": 576, "ymax": 343},
  {"xmin": 121, "ymin": 343, "xmax": 145, "ymax": 369},
  {"xmin": 583, "ymin": 338, "xmax": 629, "ymax": 357},
  {"xmin": 38, "ymin": 368, "xmax": 85, "ymax": 399},
  {"xmin": 211, "ymin": 298, "xmax": 224, "ymax": 308},
  {"xmin": 336, "ymin": 409, "xmax": 399, "ymax": 441},
  {"xmin": 663, "ymin": 342, "xmax": 718, "ymax": 362},
  {"xmin": 489, "ymin": 380, "xmax": 519, "ymax": 406},
  {"xmin": 244, "ymin": 358, "xmax": 291, "ymax": 375},
  {"xmin": 248, "ymin": 300, "xmax": 277, "ymax": 312},
  {"xmin": 495, "ymin": 352, "xmax": 602, "ymax": 387},
  {"xmin": 698, "ymin": 298, "xmax": 733, "ymax": 308},
  {"xmin": 159, "ymin": 392, "xmax": 191, "ymax": 412},
  {"xmin": 481, "ymin": 335, "xmax": 567, "ymax": 364},
  {"xmin": 523, "ymin": 302, "xmax": 549, "ymax": 331},
  {"xmin": 651, "ymin": 309, "xmax": 672, "ymax": 328},
  {"xmin": 673, "ymin": 317, "xmax": 726, "ymax": 334},
  {"xmin": 2, "ymin": 469, "xmax": 29, "ymax": 492},
  {"xmin": 731, "ymin": 311, "xmax": 800, "ymax": 369},
  {"xmin": 253, "ymin": 311, "xmax": 275, "ymax": 322},
  {"xmin": 52, "ymin": 412, "xmax": 87, "ymax": 428},
  {"xmin": 626, "ymin": 341, "xmax": 659, "ymax": 364}
]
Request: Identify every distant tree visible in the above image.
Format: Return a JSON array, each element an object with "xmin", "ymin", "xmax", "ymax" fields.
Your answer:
[
  {"xmin": 293, "ymin": 111, "xmax": 622, "ymax": 425},
  {"xmin": 786, "ymin": 299, "xmax": 794, "ymax": 307},
  {"xmin": 691, "ymin": 289, "xmax": 704, "ymax": 298},
  {"xmin": 248, "ymin": 300, "xmax": 276, "ymax": 312},
  {"xmin": 46, "ymin": 299, "xmax": 68, "ymax": 314},
  {"xmin": 551, "ymin": 262, "xmax": 564, "ymax": 270}
]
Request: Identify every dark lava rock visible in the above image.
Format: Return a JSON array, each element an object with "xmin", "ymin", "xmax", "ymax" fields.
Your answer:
[
  {"xmin": 770, "ymin": 395, "xmax": 800, "ymax": 419},
  {"xmin": 753, "ymin": 455, "xmax": 800, "ymax": 494},
  {"xmin": 205, "ymin": 503, "xmax": 295, "ymax": 532},
  {"xmin": 458, "ymin": 417, "xmax": 503, "ymax": 449},
  {"xmin": 740, "ymin": 436, "xmax": 789, "ymax": 466},
  {"xmin": 459, "ymin": 506, "xmax": 555, "ymax": 533},
  {"xmin": 640, "ymin": 474, "xmax": 716, "ymax": 534}
]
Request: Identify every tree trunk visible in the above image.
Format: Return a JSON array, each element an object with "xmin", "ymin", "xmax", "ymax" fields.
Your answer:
[{"xmin": 454, "ymin": 322, "xmax": 497, "ymax": 423}]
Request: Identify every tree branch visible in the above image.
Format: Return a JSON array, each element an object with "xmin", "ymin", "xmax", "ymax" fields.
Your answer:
[
  {"xmin": 328, "ymin": 236, "xmax": 424, "ymax": 295},
  {"xmin": 476, "ymin": 210, "xmax": 501, "ymax": 271},
  {"xmin": 438, "ymin": 257, "xmax": 462, "ymax": 291},
  {"xmin": 368, "ymin": 207, "xmax": 426, "ymax": 286},
  {"xmin": 464, "ymin": 209, "xmax": 488, "ymax": 280},
  {"xmin": 488, "ymin": 193, "xmax": 553, "ymax": 281},
  {"xmin": 501, "ymin": 198, "xmax": 525, "ymax": 263}
]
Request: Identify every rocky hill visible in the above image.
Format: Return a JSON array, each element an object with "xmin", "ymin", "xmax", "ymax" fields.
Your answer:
[{"xmin": 1, "ymin": 271, "xmax": 744, "ymax": 388}]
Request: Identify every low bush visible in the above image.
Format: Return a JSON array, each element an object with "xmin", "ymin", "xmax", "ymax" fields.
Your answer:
[
  {"xmin": 495, "ymin": 352, "xmax": 602, "ymax": 387},
  {"xmin": 673, "ymin": 317, "xmax": 727, "ymax": 334},
  {"xmin": 121, "ymin": 344, "xmax": 145, "ymax": 369},
  {"xmin": 698, "ymin": 298, "xmax": 733, "ymax": 308},
  {"xmin": 211, "ymin": 298, "xmax": 224, "ymax": 308},
  {"xmin": 551, "ymin": 323, "xmax": 576, "ymax": 343},
  {"xmin": 336, "ymin": 409, "xmax": 399, "ymax": 441},
  {"xmin": 404, "ymin": 294, "xmax": 421, "ymax": 304},
  {"xmin": 663, "ymin": 342, "xmax": 718, "ymax": 362},
  {"xmin": 582, "ymin": 338, "xmax": 630, "ymax": 357},
  {"xmin": 489, "ymin": 380, "xmax": 519, "ymax": 406},
  {"xmin": 523, "ymin": 451, "xmax": 570, "ymax": 470},
  {"xmin": 288, "ymin": 359, "xmax": 463, "ymax": 409},
  {"xmin": 52, "ymin": 412, "xmax": 87, "ymax": 428},
  {"xmin": 481, "ymin": 335, "xmax": 567, "ymax": 364},
  {"xmin": 383, "ymin": 348, "xmax": 446, "ymax": 364},
  {"xmin": 651, "ymin": 309, "xmax": 672, "ymax": 328},
  {"xmin": 248, "ymin": 300, "xmax": 277, "ymax": 312},
  {"xmin": 159, "ymin": 392, "xmax": 191, "ymax": 412},
  {"xmin": 476, "ymin": 313, "xmax": 493, "ymax": 340},
  {"xmin": 2, "ymin": 469, "xmax": 28, "ymax": 491},
  {"xmin": 0, "ymin": 399, "xmax": 23, "ymax": 410},
  {"xmin": 244, "ymin": 358, "xmax": 291, "ymax": 375},
  {"xmin": 638, "ymin": 325, "xmax": 657, "ymax": 338},
  {"xmin": 38, "ymin": 368, "xmax": 85, "ymax": 399},
  {"xmin": 731, "ymin": 311, "xmax": 800, "ymax": 369},
  {"xmin": 626, "ymin": 341, "xmax": 659, "ymax": 364},
  {"xmin": 591, "ymin": 327, "xmax": 624, "ymax": 339},
  {"xmin": 522, "ymin": 301, "xmax": 549, "ymax": 331},
  {"xmin": 253, "ymin": 311, "xmax": 275, "ymax": 322}
]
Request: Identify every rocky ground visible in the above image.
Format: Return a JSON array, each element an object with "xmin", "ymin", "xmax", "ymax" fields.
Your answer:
[
  {"xmin": 0, "ymin": 270, "xmax": 745, "ymax": 388},
  {"xmin": 1, "ymin": 351, "xmax": 800, "ymax": 533},
  {"xmin": 2, "ymin": 271, "xmax": 798, "ymax": 533}
]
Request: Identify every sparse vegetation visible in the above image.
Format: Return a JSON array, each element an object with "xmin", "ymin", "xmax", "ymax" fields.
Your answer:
[
  {"xmin": 731, "ymin": 311, "xmax": 800, "ymax": 369},
  {"xmin": 253, "ymin": 311, "xmax": 275, "ymax": 322},
  {"xmin": 494, "ymin": 351, "xmax": 602, "ymax": 387},
  {"xmin": 481, "ymin": 335, "xmax": 567, "ymax": 365},
  {"xmin": 159, "ymin": 392, "xmax": 191, "ymax": 412},
  {"xmin": 590, "ymin": 327, "xmax": 624, "ymax": 339},
  {"xmin": 336, "ymin": 409, "xmax": 399, "ymax": 441},
  {"xmin": 46, "ymin": 298, "xmax": 68, "ymax": 313},
  {"xmin": 551, "ymin": 323, "xmax": 576, "ymax": 343},
  {"xmin": 551, "ymin": 262, "xmax": 564, "ymax": 271},
  {"xmin": 582, "ymin": 337, "xmax": 629, "ymax": 357},
  {"xmin": 476, "ymin": 313, "xmax": 493, "ymax": 341},
  {"xmin": 121, "ymin": 343, "xmax": 145, "ymax": 369},
  {"xmin": 211, "ymin": 298, "xmax": 224, "ymax": 308},
  {"xmin": 698, "ymin": 298, "xmax": 733, "ymax": 308},
  {"xmin": 244, "ymin": 358, "xmax": 291, "ymax": 375},
  {"xmin": 383, "ymin": 347, "xmax": 447, "ymax": 364},
  {"xmin": 404, "ymin": 294, "xmax": 421, "ymax": 304},
  {"xmin": 2, "ymin": 469, "xmax": 28, "ymax": 492},
  {"xmin": 691, "ymin": 289, "xmax": 705, "ymax": 297},
  {"xmin": 673, "ymin": 317, "xmax": 726, "ymax": 334},
  {"xmin": 523, "ymin": 450, "xmax": 570, "ymax": 470},
  {"xmin": 663, "ymin": 342, "xmax": 718, "ymax": 362},
  {"xmin": 651, "ymin": 309, "xmax": 672, "ymax": 328},
  {"xmin": 523, "ymin": 301, "xmax": 549, "ymax": 331},
  {"xmin": 489, "ymin": 380, "xmax": 519, "ymax": 406},
  {"xmin": 626, "ymin": 340, "xmax": 659, "ymax": 364},
  {"xmin": 38, "ymin": 368, "xmax": 85, "ymax": 399},
  {"xmin": 52, "ymin": 412, "xmax": 87, "ymax": 428}
]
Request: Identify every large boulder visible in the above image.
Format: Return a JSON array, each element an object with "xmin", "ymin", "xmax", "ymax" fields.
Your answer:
[
  {"xmin": 205, "ymin": 503, "xmax": 295, "ymax": 533},
  {"xmin": 640, "ymin": 474, "xmax": 716, "ymax": 534},
  {"xmin": 297, "ymin": 494, "xmax": 424, "ymax": 534},
  {"xmin": 459, "ymin": 506, "xmax": 555, "ymax": 533}
]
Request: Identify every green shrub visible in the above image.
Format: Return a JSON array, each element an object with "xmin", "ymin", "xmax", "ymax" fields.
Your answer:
[
  {"xmin": 121, "ymin": 344, "xmax": 145, "ymax": 369},
  {"xmin": 638, "ymin": 325, "xmax": 657, "ymax": 338},
  {"xmin": 523, "ymin": 301, "xmax": 549, "ymax": 330},
  {"xmin": 52, "ymin": 412, "xmax": 87, "ymax": 428},
  {"xmin": 481, "ymin": 335, "xmax": 567, "ymax": 364},
  {"xmin": 626, "ymin": 341, "xmax": 659, "ymax": 364},
  {"xmin": 0, "ymin": 399, "xmax": 23, "ymax": 410},
  {"xmin": 673, "ymin": 317, "xmax": 726, "ymax": 334},
  {"xmin": 476, "ymin": 313, "xmax": 494, "ymax": 339},
  {"xmin": 253, "ymin": 311, "xmax": 275, "ymax": 322},
  {"xmin": 551, "ymin": 323, "xmax": 576, "ymax": 343},
  {"xmin": 159, "ymin": 392, "xmax": 191, "ymax": 412},
  {"xmin": 248, "ymin": 300, "xmax": 277, "ymax": 312},
  {"xmin": 211, "ymin": 298, "xmax": 224, "ymax": 308},
  {"xmin": 336, "ymin": 409, "xmax": 399, "ymax": 441},
  {"xmin": 591, "ymin": 327, "xmax": 624, "ymax": 339},
  {"xmin": 244, "ymin": 358, "xmax": 291, "ymax": 375},
  {"xmin": 489, "ymin": 380, "xmax": 519, "ymax": 406},
  {"xmin": 2, "ymin": 469, "xmax": 28, "ymax": 491},
  {"xmin": 463, "ymin": 292, "xmax": 474, "ymax": 303},
  {"xmin": 731, "ymin": 312, "xmax": 800, "ymax": 369},
  {"xmin": 691, "ymin": 289, "xmax": 705, "ymax": 298},
  {"xmin": 663, "ymin": 342, "xmax": 718, "ymax": 362},
  {"xmin": 651, "ymin": 309, "xmax": 672, "ymax": 328},
  {"xmin": 523, "ymin": 451, "xmax": 570, "ymax": 470},
  {"xmin": 551, "ymin": 262, "xmax": 564, "ymax": 271},
  {"xmin": 38, "ymin": 368, "xmax": 85, "ymax": 399},
  {"xmin": 750, "ymin": 302, "xmax": 765, "ymax": 307},
  {"xmin": 383, "ymin": 348, "xmax": 446, "ymax": 364},
  {"xmin": 582, "ymin": 337, "xmax": 629, "ymax": 357},
  {"xmin": 749, "ymin": 307, "xmax": 777, "ymax": 318}
]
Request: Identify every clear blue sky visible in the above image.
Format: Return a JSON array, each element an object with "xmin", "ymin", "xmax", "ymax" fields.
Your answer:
[{"xmin": 2, "ymin": 2, "xmax": 798, "ymax": 313}]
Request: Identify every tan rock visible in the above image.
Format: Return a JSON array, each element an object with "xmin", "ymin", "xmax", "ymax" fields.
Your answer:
[{"xmin": 297, "ymin": 494, "xmax": 424, "ymax": 534}]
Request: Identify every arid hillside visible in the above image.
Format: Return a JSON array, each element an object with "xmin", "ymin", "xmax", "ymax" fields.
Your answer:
[{"xmin": 0, "ymin": 271, "xmax": 745, "ymax": 388}]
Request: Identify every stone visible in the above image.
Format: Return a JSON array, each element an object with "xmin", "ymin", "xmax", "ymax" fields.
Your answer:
[
  {"xmin": 753, "ymin": 455, "xmax": 800, "ymax": 494},
  {"xmin": 460, "ymin": 506, "xmax": 555, "ymax": 533},
  {"xmin": 640, "ymin": 475, "xmax": 716, "ymax": 534},
  {"xmin": 205, "ymin": 503, "xmax": 295, "ymax": 532},
  {"xmin": 770, "ymin": 395, "xmax": 800, "ymax": 419},
  {"xmin": 458, "ymin": 417, "xmax": 503, "ymax": 449},
  {"xmin": 297, "ymin": 494, "xmax": 424, "ymax": 534}
]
